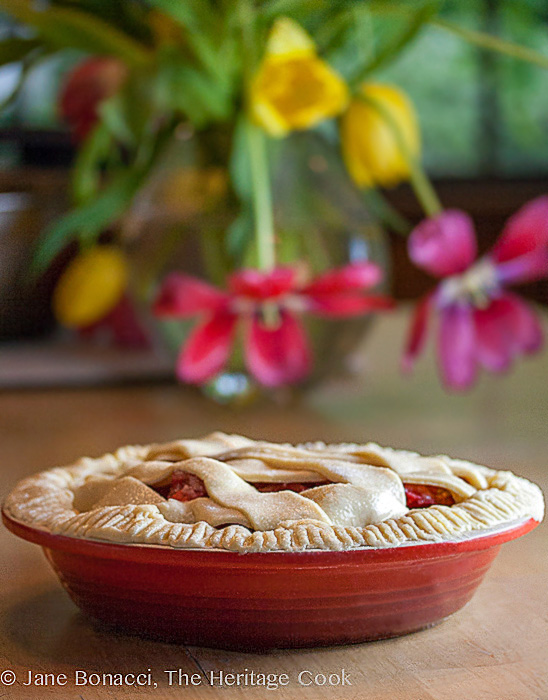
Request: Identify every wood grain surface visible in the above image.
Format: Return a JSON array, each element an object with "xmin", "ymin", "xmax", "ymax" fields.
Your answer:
[{"xmin": 1, "ymin": 309, "xmax": 547, "ymax": 700}]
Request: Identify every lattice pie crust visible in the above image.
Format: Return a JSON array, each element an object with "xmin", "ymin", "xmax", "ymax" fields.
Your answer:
[{"xmin": 4, "ymin": 433, "xmax": 544, "ymax": 553}]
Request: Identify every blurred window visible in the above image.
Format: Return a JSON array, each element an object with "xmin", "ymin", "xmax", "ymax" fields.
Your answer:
[{"xmin": 379, "ymin": 0, "xmax": 548, "ymax": 177}]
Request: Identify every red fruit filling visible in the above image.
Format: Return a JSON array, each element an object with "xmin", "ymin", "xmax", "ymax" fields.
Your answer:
[
  {"xmin": 165, "ymin": 471, "xmax": 208, "ymax": 502},
  {"xmin": 404, "ymin": 483, "xmax": 455, "ymax": 508},
  {"xmin": 158, "ymin": 471, "xmax": 455, "ymax": 509},
  {"xmin": 161, "ymin": 470, "xmax": 329, "ymax": 502}
]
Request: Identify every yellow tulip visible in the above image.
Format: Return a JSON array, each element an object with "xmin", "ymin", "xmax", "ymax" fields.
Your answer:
[
  {"xmin": 341, "ymin": 83, "xmax": 420, "ymax": 188},
  {"xmin": 250, "ymin": 17, "xmax": 348, "ymax": 137},
  {"xmin": 53, "ymin": 246, "xmax": 128, "ymax": 328}
]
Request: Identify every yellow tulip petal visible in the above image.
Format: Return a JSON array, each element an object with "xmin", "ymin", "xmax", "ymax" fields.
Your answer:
[
  {"xmin": 363, "ymin": 83, "xmax": 420, "ymax": 159},
  {"xmin": 250, "ymin": 99, "xmax": 291, "ymax": 137},
  {"xmin": 53, "ymin": 246, "xmax": 128, "ymax": 328},
  {"xmin": 341, "ymin": 105, "xmax": 375, "ymax": 188},
  {"xmin": 250, "ymin": 53, "xmax": 348, "ymax": 136},
  {"xmin": 266, "ymin": 17, "xmax": 315, "ymax": 59},
  {"xmin": 341, "ymin": 83, "xmax": 420, "ymax": 189}
]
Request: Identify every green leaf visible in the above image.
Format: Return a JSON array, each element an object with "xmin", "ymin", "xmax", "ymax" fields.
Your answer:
[
  {"xmin": 0, "ymin": 37, "xmax": 42, "ymax": 65},
  {"xmin": 262, "ymin": 0, "xmax": 333, "ymax": 20},
  {"xmin": 177, "ymin": 67, "xmax": 233, "ymax": 123},
  {"xmin": 146, "ymin": 0, "xmax": 219, "ymax": 70},
  {"xmin": 145, "ymin": 0, "xmax": 212, "ymax": 33},
  {"xmin": 72, "ymin": 123, "xmax": 113, "ymax": 205},
  {"xmin": 0, "ymin": 0, "xmax": 151, "ymax": 66},
  {"xmin": 32, "ymin": 169, "xmax": 145, "ymax": 274},
  {"xmin": 53, "ymin": 0, "xmax": 154, "ymax": 45},
  {"xmin": 98, "ymin": 93, "xmax": 136, "ymax": 146},
  {"xmin": 156, "ymin": 49, "xmax": 233, "ymax": 127},
  {"xmin": 147, "ymin": 0, "xmax": 240, "ymax": 98},
  {"xmin": 350, "ymin": 2, "xmax": 440, "ymax": 81},
  {"xmin": 322, "ymin": 5, "xmax": 375, "ymax": 82}
]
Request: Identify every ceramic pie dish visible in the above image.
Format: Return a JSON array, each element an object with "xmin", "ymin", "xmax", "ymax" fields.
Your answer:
[{"xmin": 3, "ymin": 433, "xmax": 544, "ymax": 649}]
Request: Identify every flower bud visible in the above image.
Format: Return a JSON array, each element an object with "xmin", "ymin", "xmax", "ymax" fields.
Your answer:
[{"xmin": 53, "ymin": 246, "xmax": 128, "ymax": 327}]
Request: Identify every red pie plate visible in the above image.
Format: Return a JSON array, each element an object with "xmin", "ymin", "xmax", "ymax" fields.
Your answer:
[{"xmin": 2, "ymin": 509, "xmax": 539, "ymax": 650}]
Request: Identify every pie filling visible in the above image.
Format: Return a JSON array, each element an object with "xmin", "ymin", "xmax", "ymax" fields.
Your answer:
[
  {"xmin": 403, "ymin": 484, "xmax": 455, "ymax": 508},
  {"xmin": 158, "ymin": 470, "xmax": 455, "ymax": 509}
]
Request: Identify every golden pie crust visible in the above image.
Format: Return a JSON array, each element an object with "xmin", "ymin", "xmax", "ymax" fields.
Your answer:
[{"xmin": 4, "ymin": 433, "xmax": 544, "ymax": 553}]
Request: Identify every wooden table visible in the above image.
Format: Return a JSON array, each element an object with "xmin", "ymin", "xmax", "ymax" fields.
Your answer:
[{"xmin": 1, "ymin": 310, "xmax": 547, "ymax": 699}]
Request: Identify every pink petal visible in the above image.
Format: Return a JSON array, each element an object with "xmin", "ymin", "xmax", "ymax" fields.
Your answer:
[
  {"xmin": 402, "ymin": 294, "xmax": 432, "ymax": 373},
  {"xmin": 491, "ymin": 196, "xmax": 548, "ymax": 263},
  {"xmin": 409, "ymin": 210, "xmax": 477, "ymax": 277},
  {"xmin": 494, "ymin": 247, "xmax": 548, "ymax": 286},
  {"xmin": 498, "ymin": 292, "xmax": 543, "ymax": 355},
  {"xmin": 177, "ymin": 311, "xmax": 237, "ymax": 384},
  {"xmin": 154, "ymin": 273, "xmax": 228, "ymax": 318},
  {"xmin": 302, "ymin": 262, "xmax": 383, "ymax": 294},
  {"xmin": 245, "ymin": 311, "xmax": 311, "ymax": 387},
  {"xmin": 229, "ymin": 267, "xmax": 298, "ymax": 300},
  {"xmin": 306, "ymin": 293, "xmax": 394, "ymax": 317},
  {"xmin": 438, "ymin": 304, "xmax": 477, "ymax": 390},
  {"xmin": 473, "ymin": 299, "xmax": 515, "ymax": 372},
  {"xmin": 474, "ymin": 293, "xmax": 543, "ymax": 374}
]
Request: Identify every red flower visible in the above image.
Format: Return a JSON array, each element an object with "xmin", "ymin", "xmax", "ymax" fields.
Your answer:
[
  {"xmin": 154, "ymin": 263, "xmax": 392, "ymax": 387},
  {"xmin": 404, "ymin": 197, "xmax": 548, "ymax": 390},
  {"xmin": 60, "ymin": 57, "xmax": 127, "ymax": 141}
]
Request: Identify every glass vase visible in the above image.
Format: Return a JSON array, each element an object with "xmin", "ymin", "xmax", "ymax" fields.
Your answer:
[{"xmin": 123, "ymin": 127, "xmax": 389, "ymax": 403}]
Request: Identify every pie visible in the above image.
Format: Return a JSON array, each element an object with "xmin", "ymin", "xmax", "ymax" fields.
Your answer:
[{"xmin": 4, "ymin": 432, "xmax": 543, "ymax": 553}]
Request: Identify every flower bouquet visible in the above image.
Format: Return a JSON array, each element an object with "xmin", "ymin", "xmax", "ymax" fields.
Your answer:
[{"xmin": 2, "ymin": 0, "xmax": 548, "ymax": 397}]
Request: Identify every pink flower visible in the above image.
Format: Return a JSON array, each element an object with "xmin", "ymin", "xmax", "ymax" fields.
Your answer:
[
  {"xmin": 404, "ymin": 197, "xmax": 548, "ymax": 390},
  {"xmin": 154, "ymin": 263, "xmax": 392, "ymax": 387}
]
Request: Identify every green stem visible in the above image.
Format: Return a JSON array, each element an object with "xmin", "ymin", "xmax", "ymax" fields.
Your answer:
[
  {"xmin": 432, "ymin": 18, "xmax": 548, "ymax": 70},
  {"xmin": 238, "ymin": 0, "xmax": 276, "ymax": 272},
  {"xmin": 406, "ymin": 157, "xmax": 442, "ymax": 218},
  {"xmin": 238, "ymin": 0, "xmax": 276, "ymax": 270},
  {"xmin": 359, "ymin": 94, "xmax": 443, "ymax": 218},
  {"xmin": 245, "ymin": 119, "xmax": 276, "ymax": 270},
  {"xmin": 238, "ymin": 0, "xmax": 279, "ymax": 327},
  {"xmin": 246, "ymin": 121, "xmax": 279, "ymax": 325}
]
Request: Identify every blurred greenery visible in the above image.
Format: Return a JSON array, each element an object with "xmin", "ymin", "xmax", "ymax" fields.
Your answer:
[
  {"xmin": 0, "ymin": 0, "xmax": 547, "ymax": 178},
  {"xmin": 377, "ymin": 0, "xmax": 548, "ymax": 176}
]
